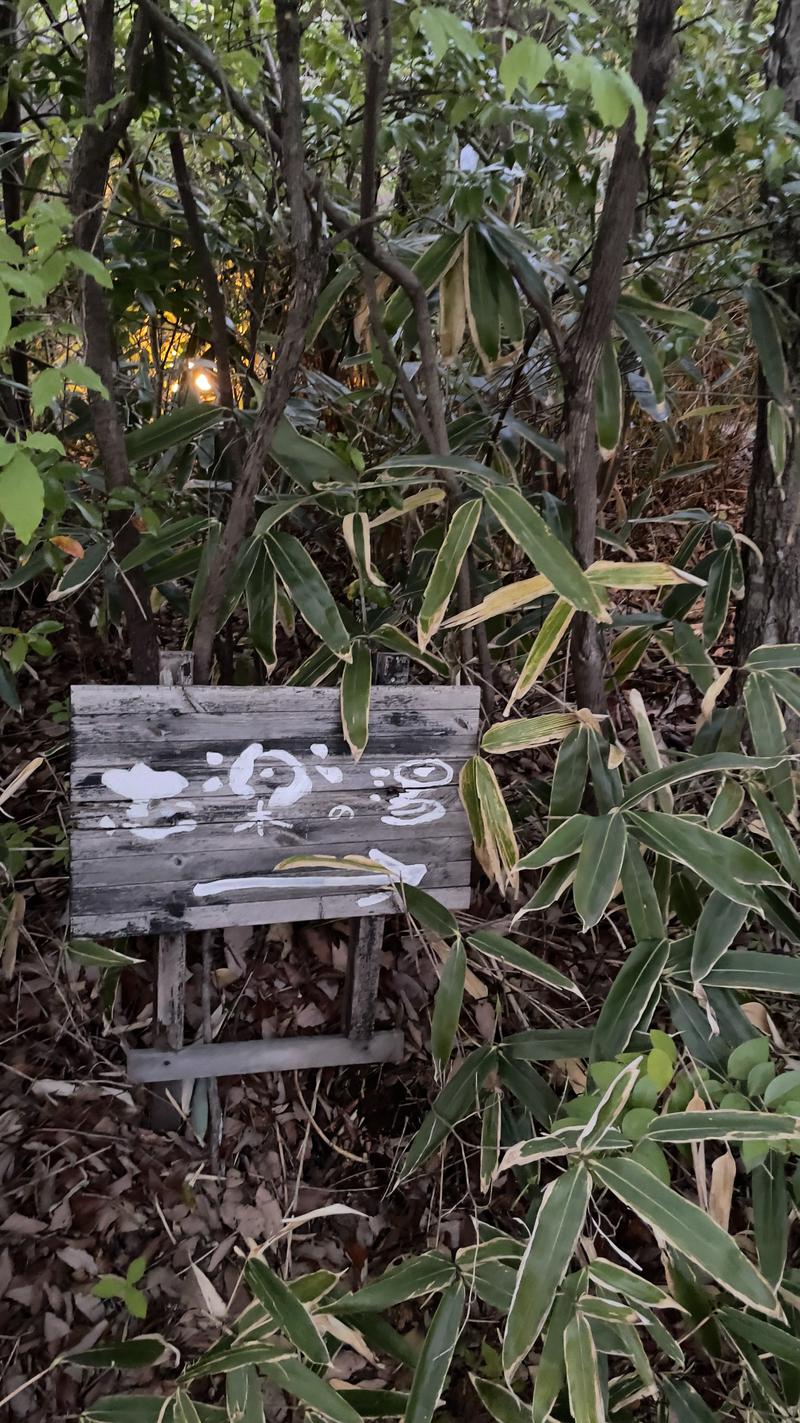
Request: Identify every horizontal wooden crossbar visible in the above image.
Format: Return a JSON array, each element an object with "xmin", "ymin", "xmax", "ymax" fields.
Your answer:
[{"xmin": 127, "ymin": 1029, "xmax": 404, "ymax": 1083}]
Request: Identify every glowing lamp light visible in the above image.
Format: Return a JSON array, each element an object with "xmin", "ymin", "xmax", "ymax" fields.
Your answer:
[{"xmin": 186, "ymin": 361, "xmax": 218, "ymax": 401}]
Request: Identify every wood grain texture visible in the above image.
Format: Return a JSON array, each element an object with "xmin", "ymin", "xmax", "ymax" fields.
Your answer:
[
  {"xmin": 70, "ymin": 684, "xmax": 479, "ymax": 936},
  {"xmin": 127, "ymin": 1029, "xmax": 405, "ymax": 1082}
]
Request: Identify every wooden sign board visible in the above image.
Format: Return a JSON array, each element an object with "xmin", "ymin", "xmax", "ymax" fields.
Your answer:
[{"xmin": 70, "ymin": 684, "xmax": 481, "ymax": 939}]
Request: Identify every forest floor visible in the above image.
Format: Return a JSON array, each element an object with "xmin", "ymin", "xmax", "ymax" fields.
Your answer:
[{"xmin": 0, "ymin": 409, "xmax": 757, "ymax": 1420}]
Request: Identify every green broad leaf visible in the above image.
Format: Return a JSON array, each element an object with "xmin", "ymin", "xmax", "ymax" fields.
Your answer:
[
  {"xmin": 65, "ymin": 1335, "xmax": 174, "ymax": 1369},
  {"xmin": 0, "ymin": 658, "xmax": 20, "ymax": 711},
  {"xmin": 484, "ymin": 485, "xmax": 609, "ymax": 621},
  {"xmin": 515, "ymin": 856, "xmax": 578, "ymax": 914},
  {"xmin": 767, "ymin": 399, "xmax": 789, "ymax": 477},
  {"xmin": 669, "ymin": 617, "xmax": 717, "ymax": 691},
  {"xmin": 482, "ymin": 712, "xmax": 581, "ymax": 755},
  {"xmin": 505, "ymin": 597, "xmax": 576, "ymax": 708},
  {"xmin": 118, "ymin": 517, "xmax": 210, "ymax": 574},
  {"xmin": 417, "ymin": 499, "xmax": 482, "ymax": 648},
  {"xmin": 517, "ymin": 813, "xmax": 590, "ymax": 870},
  {"xmin": 615, "ymin": 309, "xmax": 665, "ymax": 405},
  {"xmin": 661, "ymin": 1379, "xmax": 717, "ymax": 1423},
  {"xmin": 573, "ymin": 811, "xmax": 626, "ymax": 929},
  {"xmin": 752, "ymin": 1154, "xmax": 788, "ymax": 1288},
  {"xmin": 763, "ymin": 1070, "xmax": 800, "ymax": 1106},
  {"xmin": 498, "ymin": 37, "xmax": 551, "ymax": 97},
  {"xmin": 467, "ymin": 929, "xmax": 580, "ymax": 996},
  {"xmin": 728, "ymin": 1036, "xmax": 770, "ymax": 1080},
  {"xmin": 261, "ymin": 1356, "xmax": 361, "ymax": 1423},
  {"xmin": 394, "ymin": 1045, "xmax": 497, "ymax": 1185},
  {"xmin": 708, "ymin": 777, "xmax": 745, "ymax": 831},
  {"xmin": 479, "ymin": 1089, "xmax": 501, "ymax": 1192},
  {"xmin": 126, "ymin": 405, "xmax": 226, "ymax": 464},
  {"xmin": 68, "ymin": 939, "xmax": 143, "ymax": 968},
  {"xmin": 502, "ymin": 1164, "xmax": 592, "ymax": 1380},
  {"xmin": 691, "ymin": 892, "xmax": 748, "ymax": 983},
  {"xmin": 70, "ymin": 247, "xmax": 113, "ymax": 288},
  {"xmin": 719, "ymin": 1305, "xmax": 800, "ymax": 1367},
  {"xmin": 531, "ymin": 1273, "xmax": 582, "ymax": 1423},
  {"xmin": 0, "ymin": 282, "xmax": 10, "ymax": 349},
  {"xmin": 592, "ymin": 1156, "xmax": 778, "ymax": 1315},
  {"xmin": 592, "ymin": 939, "xmax": 669, "ymax": 1061},
  {"xmin": 342, "ymin": 511, "xmax": 386, "ymax": 589},
  {"xmin": 595, "ymin": 339, "xmax": 623, "ymax": 458},
  {"xmin": 470, "ymin": 1375, "xmax": 528, "ymax": 1423},
  {"xmin": 625, "ymin": 809, "xmax": 787, "ymax": 907},
  {"xmin": 306, "ymin": 263, "xmax": 358, "ymax": 348},
  {"xmin": 336, "ymin": 1253, "xmax": 456, "ymax": 1316},
  {"xmin": 618, "ymin": 290, "xmax": 707, "ymax": 336},
  {"xmin": 746, "ymin": 676, "xmax": 794, "ymax": 812},
  {"xmin": 750, "ymin": 784, "xmax": 800, "ymax": 885},
  {"xmin": 465, "ymin": 755, "xmax": 519, "ymax": 894},
  {"xmin": 335, "ymin": 1387, "xmax": 408, "ymax": 1418},
  {"xmin": 563, "ymin": 1313, "xmax": 603, "ymax": 1423},
  {"xmin": 270, "ymin": 414, "xmax": 352, "ymax": 489},
  {"xmin": 403, "ymin": 883, "xmax": 459, "ymax": 939},
  {"xmin": 81, "ymin": 1401, "xmax": 223, "ymax": 1422},
  {"xmin": 549, "ymin": 725, "xmax": 590, "ymax": 821},
  {"xmin": 370, "ymin": 625, "xmax": 448, "ymax": 679},
  {"xmin": 746, "ymin": 645, "xmax": 800, "ymax": 672},
  {"xmin": 0, "ymin": 451, "xmax": 44, "ymax": 543},
  {"xmin": 383, "ymin": 231, "xmax": 462, "ymax": 337},
  {"xmin": 620, "ymin": 842, "xmax": 666, "ymax": 941},
  {"xmin": 174, "ymin": 1392, "xmax": 202, "ymax": 1423},
  {"xmin": 620, "ymin": 752, "xmax": 789, "ymax": 810},
  {"xmin": 744, "ymin": 282, "xmax": 788, "ymax": 406},
  {"xmin": 499, "ymin": 1055, "xmax": 558, "ymax": 1127},
  {"xmin": 243, "ymin": 1259, "xmax": 328, "ymax": 1366},
  {"xmin": 265, "ymin": 531, "xmax": 351, "ymax": 661},
  {"xmin": 404, "ymin": 1280, "xmax": 465, "ymax": 1423},
  {"xmin": 431, "ymin": 937, "xmax": 466, "ymax": 1071},
  {"xmin": 465, "ymin": 227, "xmax": 501, "ymax": 365},
  {"xmin": 246, "ymin": 545, "xmax": 278, "ymax": 672},
  {"xmin": 340, "ymin": 641, "xmax": 371, "ymax": 761},
  {"xmin": 587, "ymin": 1260, "xmax": 682, "ymax": 1311},
  {"xmin": 48, "ymin": 539, "xmax": 109, "ymax": 602},
  {"xmin": 645, "ymin": 1109, "xmax": 798, "ymax": 1144},
  {"xmin": 226, "ymin": 1364, "xmax": 265, "ymax": 1423},
  {"xmin": 702, "ymin": 543, "xmax": 733, "ymax": 647},
  {"xmin": 701, "ymin": 950, "xmax": 800, "ymax": 995}
]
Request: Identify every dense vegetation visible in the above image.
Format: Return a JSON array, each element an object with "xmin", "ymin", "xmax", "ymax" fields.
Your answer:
[{"xmin": 2, "ymin": 0, "xmax": 800, "ymax": 1418}]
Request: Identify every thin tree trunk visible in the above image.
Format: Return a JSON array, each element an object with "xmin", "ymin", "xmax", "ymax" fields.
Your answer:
[
  {"xmin": 734, "ymin": 0, "xmax": 800, "ymax": 662},
  {"xmin": 68, "ymin": 0, "xmax": 159, "ymax": 681},
  {"xmin": 0, "ymin": 0, "xmax": 29, "ymax": 429},
  {"xmin": 564, "ymin": 0, "xmax": 677, "ymax": 711}
]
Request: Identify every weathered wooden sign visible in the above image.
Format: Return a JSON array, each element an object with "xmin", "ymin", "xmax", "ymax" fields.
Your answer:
[{"xmin": 70, "ymin": 684, "xmax": 481, "ymax": 939}]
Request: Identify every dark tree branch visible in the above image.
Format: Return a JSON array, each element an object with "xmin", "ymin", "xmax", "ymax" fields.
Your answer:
[
  {"xmin": 190, "ymin": 0, "xmax": 326, "ymax": 684},
  {"xmin": 564, "ymin": 0, "xmax": 678, "ymax": 710},
  {"xmin": 68, "ymin": 0, "xmax": 159, "ymax": 681}
]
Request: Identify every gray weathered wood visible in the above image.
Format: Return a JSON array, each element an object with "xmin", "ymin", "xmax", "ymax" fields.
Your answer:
[
  {"xmin": 344, "ymin": 649, "xmax": 410, "ymax": 1043},
  {"xmin": 70, "ymin": 684, "xmax": 479, "ymax": 937},
  {"xmin": 151, "ymin": 651, "xmax": 194, "ymax": 1130},
  {"xmin": 127, "ymin": 1029, "xmax": 405, "ymax": 1082}
]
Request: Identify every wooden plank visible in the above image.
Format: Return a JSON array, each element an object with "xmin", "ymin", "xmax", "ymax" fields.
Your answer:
[
  {"xmin": 71, "ymin": 685, "xmax": 480, "ymax": 715},
  {"xmin": 151, "ymin": 651, "xmax": 194, "ymax": 1131},
  {"xmin": 344, "ymin": 648, "xmax": 408, "ymax": 1044},
  {"xmin": 70, "ymin": 880, "xmax": 471, "ymax": 938},
  {"xmin": 70, "ymin": 683, "xmax": 479, "ymax": 938},
  {"xmin": 127, "ymin": 1029, "xmax": 405, "ymax": 1083}
]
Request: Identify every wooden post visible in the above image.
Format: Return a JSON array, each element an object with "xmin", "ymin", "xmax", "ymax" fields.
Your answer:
[
  {"xmin": 150, "ymin": 650, "xmax": 193, "ymax": 1129},
  {"xmin": 344, "ymin": 650, "xmax": 409, "ymax": 1042}
]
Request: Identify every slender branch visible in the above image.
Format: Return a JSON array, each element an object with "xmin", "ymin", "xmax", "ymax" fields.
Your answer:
[
  {"xmin": 68, "ymin": 0, "xmax": 159, "ymax": 681},
  {"xmin": 190, "ymin": 0, "xmax": 326, "ymax": 684},
  {"xmin": 564, "ymin": 0, "xmax": 678, "ymax": 711}
]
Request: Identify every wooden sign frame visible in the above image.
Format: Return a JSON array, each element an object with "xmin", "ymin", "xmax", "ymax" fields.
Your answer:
[{"xmin": 69, "ymin": 654, "xmax": 480, "ymax": 1105}]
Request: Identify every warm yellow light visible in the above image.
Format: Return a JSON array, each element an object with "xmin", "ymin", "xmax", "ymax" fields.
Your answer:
[{"xmin": 193, "ymin": 370, "xmax": 213, "ymax": 393}]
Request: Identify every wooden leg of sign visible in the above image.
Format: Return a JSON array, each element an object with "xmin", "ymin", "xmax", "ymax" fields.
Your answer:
[
  {"xmin": 344, "ymin": 650, "xmax": 409, "ymax": 1045},
  {"xmin": 150, "ymin": 651, "xmax": 194, "ymax": 1130}
]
